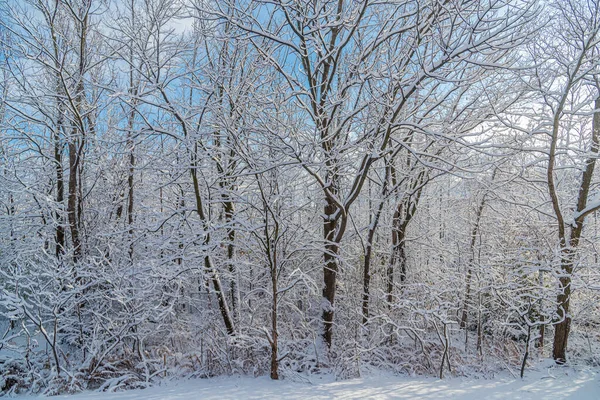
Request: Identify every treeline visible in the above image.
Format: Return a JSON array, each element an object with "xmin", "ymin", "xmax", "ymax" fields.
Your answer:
[{"xmin": 0, "ymin": 0, "xmax": 599, "ymax": 395}]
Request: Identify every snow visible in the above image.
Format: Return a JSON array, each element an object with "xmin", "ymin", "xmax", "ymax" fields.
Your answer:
[
  {"xmin": 15, "ymin": 364, "xmax": 600, "ymax": 399},
  {"xmin": 572, "ymin": 196, "xmax": 600, "ymax": 222}
]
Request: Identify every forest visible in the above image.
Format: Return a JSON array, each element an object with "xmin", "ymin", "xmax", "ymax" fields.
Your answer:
[{"xmin": 1, "ymin": 0, "xmax": 600, "ymax": 396}]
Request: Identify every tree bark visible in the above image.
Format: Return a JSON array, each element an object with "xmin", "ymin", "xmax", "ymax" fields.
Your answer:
[
  {"xmin": 67, "ymin": 139, "xmax": 81, "ymax": 261},
  {"xmin": 322, "ymin": 196, "xmax": 339, "ymax": 347},
  {"xmin": 54, "ymin": 101, "xmax": 65, "ymax": 258},
  {"xmin": 126, "ymin": 37, "xmax": 137, "ymax": 262},
  {"xmin": 223, "ymin": 197, "xmax": 238, "ymax": 320},
  {"xmin": 270, "ymin": 235, "xmax": 279, "ymax": 380}
]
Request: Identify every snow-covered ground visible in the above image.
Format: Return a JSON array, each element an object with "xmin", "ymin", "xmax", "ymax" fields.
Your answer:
[{"xmin": 16, "ymin": 362, "xmax": 600, "ymax": 399}]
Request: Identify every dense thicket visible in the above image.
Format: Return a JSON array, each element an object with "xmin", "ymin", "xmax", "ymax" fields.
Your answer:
[{"xmin": 1, "ymin": 0, "xmax": 600, "ymax": 395}]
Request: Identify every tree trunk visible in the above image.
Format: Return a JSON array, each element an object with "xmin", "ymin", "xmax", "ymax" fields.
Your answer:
[
  {"xmin": 205, "ymin": 254, "xmax": 235, "ymax": 335},
  {"xmin": 270, "ymin": 252, "xmax": 279, "ymax": 380},
  {"xmin": 552, "ymin": 266, "xmax": 573, "ymax": 364},
  {"xmin": 388, "ymin": 208, "xmax": 409, "ymax": 304},
  {"xmin": 521, "ymin": 324, "xmax": 531, "ymax": 378},
  {"xmin": 362, "ymin": 235, "xmax": 373, "ymax": 324},
  {"xmin": 126, "ymin": 119, "xmax": 135, "ymax": 261},
  {"xmin": 191, "ymin": 160, "xmax": 235, "ymax": 335},
  {"xmin": 322, "ymin": 197, "xmax": 339, "ymax": 347},
  {"xmin": 54, "ymin": 105, "xmax": 65, "ymax": 258},
  {"xmin": 461, "ymin": 195, "xmax": 487, "ymax": 330},
  {"xmin": 126, "ymin": 72, "xmax": 137, "ymax": 262},
  {"xmin": 223, "ymin": 198, "xmax": 238, "ymax": 320},
  {"xmin": 387, "ymin": 230, "xmax": 406, "ymax": 305},
  {"xmin": 362, "ymin": 165, "xmax": 389, "ymax": 324},
  {"xmin": 67, "ymin": 140, "xmax": 81, "ymax": 261}
]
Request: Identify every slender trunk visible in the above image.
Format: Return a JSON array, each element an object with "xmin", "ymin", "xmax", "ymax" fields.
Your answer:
[
  {"xmin": 322, "ymin": 196, "xmax": 339, "ymax": 347},
  {"xmin": 460, "ymin": 266, "xmax": 472, "ymax": 331},
  {"xmin": 54, "ymin": 108, "xmax": 65, "ymax": 258},
  {"xmin": 270, "ymin": 250, "xmax": 279, "ymax": 380},
  {"xmin": 362, "ymin": 166, "xmax": 390, "ymax": 324},
  {"xmin": 361, "ymin": 226, "xmax": 376, "ymax": 324},
  {"xmin": 388, "ymin": 205, "xmax": 401, "ymax": 305},
  {"xmin": 205, "ymin": 254, "xmax": 235, "ymax": 335},
  {"xmin": 52, "ymin": 312, "xmax": 60, "ymax": 376},
  {"xmin": 476, "ymin": 292, "xmax": 483, "ymax": 356},
  {"xmin": 257, "ymin": 178, "xmax": 280, "ymax": 379},
  {"xmin": 388, "ymin": 210, "xmax": 408, "ymax": 304},
  {"xmin": 438, "ymin": 322, "xmax": 451, "ymax": 379},
  {"xmin": 223, "ymin": 198, "xmax": 237, "ymax": 319},
  {"xmin": 126, "ymin": 25, "xmax": 136, "ymax": 261},
  {"xmin": 126, "ymin": 87, "xmax": 137, "ymax": 262},
  {"xmin": 398, "ymin": 238, "xmax": 408, "ymax": 284},
  {"xmin": 67, "ymin": 140, "xmax": 81, "ymax": 261},
  {"xmin": 191, "ymin": 161, "xmax": 235, "ymax": 335},
  {"xmin": 521, "ymin": 324, "xmax": 532, "ymax": 378},
  {"xmin": 461, "ymin": 196, "xmax": 487, "ymax": 330},
  {"xmin": 77, "ymin": 151, "xmax": 84, "ymax": 233},
  {"xmin": 8, "ymin": 192, "xmax": 14, "ymax": 241},
  {"xmin": 127, "ymin": 131, "xmax": 134, "ymax": 260}
]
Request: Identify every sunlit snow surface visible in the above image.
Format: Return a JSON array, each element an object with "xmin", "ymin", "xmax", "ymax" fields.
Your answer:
[{"xmin": 18, "ymin": 365, "xmax": 599, "ymax": 399}]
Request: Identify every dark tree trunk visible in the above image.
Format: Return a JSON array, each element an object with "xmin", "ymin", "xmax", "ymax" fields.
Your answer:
[
  {"xmin": 223, "ymin": 198, "xmax": 237, "ymax": 319},
  {"xmin": 126, "ymin": 5, "xmax": 138, "ymax": 262},
  {"xmin": 54, "ymin": 108, "xmax": 65, "ymax": 258},
  {"xmin": 521, "ymin": 324, "xmax": 532, "ymax": 378},
  {"xmin": 270, "ymin": 252, "xmax": 279, "ymax": 380},
  {"xmin": 460, "ymin": 266, "xmax": 472, "ymax": 330},
  {"xmin": 206, "ymin": 255, "xmax": 235, "ymax": 335},
  {"xmin": 398, "ymin": 238, "xmax": 408, "ymax": 284},
  {"xmin": 361, "ymin": 229, "xmax": 377, "ymax": 325},
  {"xmin": 126, "ymin": 92, "xmax": 136, "ymax": 261},
  {"xmin": 388, "ymin": 207, "xmax": 410, "ymax": 303},
  {"xmin": 127, "ymin": 138, "xmax": 134, "ymax": 259},
  {"xmin": 322, "ymin": 197, "xmax": 339, "ymax": 347},
  {"xmin": 553, "ymin": 269, "xmax": 573, "ymax": 364},
  {"xmin": 388, "ymin": 205, "xmax": 401, "ymax": 305},
  {"xmin": 67, "ymin": 140, "xmax": 81, "ymax": 261}
]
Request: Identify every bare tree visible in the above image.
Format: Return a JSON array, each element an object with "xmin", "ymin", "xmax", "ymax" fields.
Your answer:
[{"xmin": 525, "ymin": 0, "xmax": 600, "ymax": 363}]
